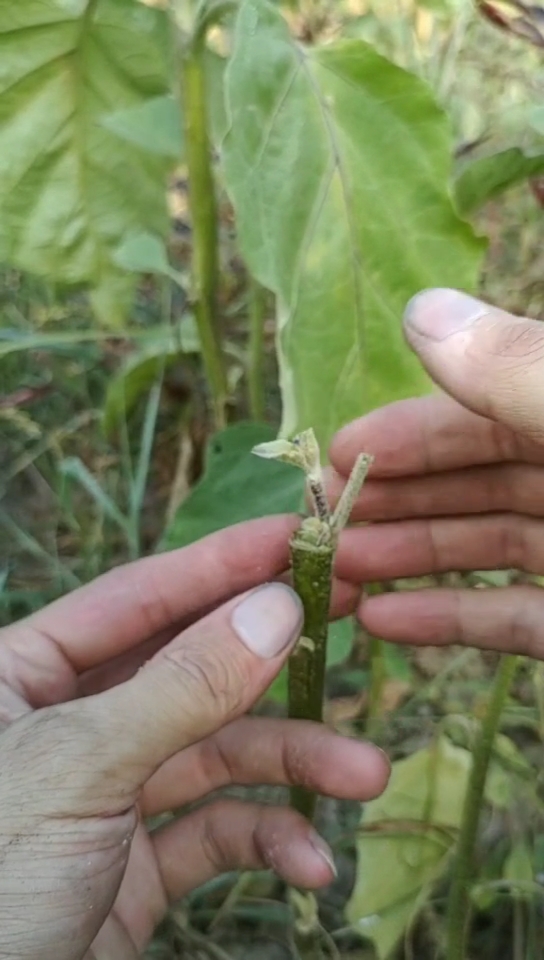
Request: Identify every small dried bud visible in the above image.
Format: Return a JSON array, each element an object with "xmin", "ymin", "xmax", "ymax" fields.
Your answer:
[{"xmin": 252, "ymin": 428, "xmax": 322, "ymax": 484}]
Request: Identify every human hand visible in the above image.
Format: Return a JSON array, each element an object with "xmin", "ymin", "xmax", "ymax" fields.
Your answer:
[
  {"xmin": 0, "ymin": 517, "xmax": 389, "ymax": 960},
  {"xmin": 329, "ymin": 288, "xmax": 544, "ymax": 657}
]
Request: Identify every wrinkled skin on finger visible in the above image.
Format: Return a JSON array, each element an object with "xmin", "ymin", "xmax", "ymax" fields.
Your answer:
[
  {"xmin": 0, "ymin": 516, "xmax": 388, "ymax": 960},
  {"xmin": 330, "ymin": 290, "xmax": 544, "ymax": 659}
]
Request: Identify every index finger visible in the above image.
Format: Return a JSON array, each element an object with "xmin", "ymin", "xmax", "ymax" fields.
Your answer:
[
  {"xmin": 15, "ymin": 515, "xmax": 299, "ymax": 674},
  {"xmin": 329, "ymin": 394, "xmax": 544, "ymax": 479}
]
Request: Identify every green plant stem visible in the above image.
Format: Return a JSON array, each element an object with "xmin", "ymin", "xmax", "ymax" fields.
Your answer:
[
  {"xmin": 367, "ymin": 636, "xmax": 386, "ymax": 725},
  {"xmin": 288, "ymin": 526, "xmax": 334, "ymax": 822},
  {"xmin": 247, "ymin": 276, "xmax": 266, "ymax": 421},
  {"xmin": 446, "ymin": 653, "xmax": 519, "ymax": 960},
  {"xmin": 366, "ymin": 584, "xmax": 387, "ymax": 739},
  {"xmin": 179, "ymin": 40, "xmax": 227, "ymax": 429}
]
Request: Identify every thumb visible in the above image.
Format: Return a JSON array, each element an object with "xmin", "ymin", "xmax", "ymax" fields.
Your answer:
[
  {"xmin": 403, "ymin": 288, "xmax": 544, "ymax": 443},
  {"xmin": 72, "ymin": 582, "xmax": 303, "ymax": 807}
]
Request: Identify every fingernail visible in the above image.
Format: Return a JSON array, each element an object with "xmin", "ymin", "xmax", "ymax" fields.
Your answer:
[
  {"xmin": 309, "ymin": 830, "xmax": 337, "ymax": 878},
  {"xmin": 404, "ymin": 288, "xmax": 489, "ymax": 341},
  {"xmin": 232, "ymin": 583, "xmax": 303, "ymax": 659}
]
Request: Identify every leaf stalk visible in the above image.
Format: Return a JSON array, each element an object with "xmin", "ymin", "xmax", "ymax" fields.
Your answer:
[
  {"xmin": 446, "ymin": 653, "xmax": 519, "ymax": 960},
  {"xmin": 178, "ymin": 31, "xmax": 228, "ymax": 428}
]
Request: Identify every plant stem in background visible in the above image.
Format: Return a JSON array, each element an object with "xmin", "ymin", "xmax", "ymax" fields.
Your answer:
[
  {"xmin": 179, "ymin": 38, "xmax": 228, "ymax": 429},
  {"xmin": 446, "ymin": 653, "xmax": 519, "ymax": 960},
  {"xmin": 247, "ymin": 276, "xmax": 267, "ymax": 421},
  {"xmin": 367, "ymin": 636, "xmax": 387, "ymax": 738},
  {"xmin": 365, "ymin": 583, "xmax": 387, "ymax": 738}
]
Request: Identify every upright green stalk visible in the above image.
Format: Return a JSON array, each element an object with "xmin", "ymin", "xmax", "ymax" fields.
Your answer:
[
  {"xmin": 254, "ymin": 432, "xmax": 372, "ymax": 960},
  {"xmin": 446, "ymin": 653, "xmax": 519, "ymax": 960},
  {"xmin": 253, "ymin": 431, "xmax": 372, "ymax": 822},
  {"xmin": 247, "ymin": 277, "xmax": 267, "ymax": 421},
  {"xmin": 178, "ymin": 33, "xmax": 228, "ymax": 428},
  {"xmin": 366, "ymin": 583, "xmax": 387, "ymax": 739},
  {"xmin": 288, "ymin": 524, "xmax": 335, "ymax": 821}
]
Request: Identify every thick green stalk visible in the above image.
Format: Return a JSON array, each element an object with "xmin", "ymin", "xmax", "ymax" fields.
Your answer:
[
  {"xmin": 247, "ymin": 277, "xmax": 266, "ymax": 421},
  {"xmin": 289, "ymin": 527, "xmax": 334, "ymax": 822},
  {"xmin": 252, "ymin": 434, "xmax": 372, "ymax": 824},
  {"xmin": 446, "ymin": 653, "xmax": 519, "ymax": 960},
  {"xmin": 252, "ymin": 436, "xmax": 372, "ymax": 957},
  {"xmin": 179, "ymin": 41, "xmax": 228, "ymax": 429}
]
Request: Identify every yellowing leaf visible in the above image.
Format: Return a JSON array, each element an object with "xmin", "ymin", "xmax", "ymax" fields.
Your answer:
[
  {"xmin": 0, "ymin": 0, "xmax": 171, "ymax": 324},
  {"xmin": 347, "ymin": 737, "xmax": 472, "ymax": 958},
  {"xmin": 223, "ymin": 0, "xmax": 485, "ymax": 449}
]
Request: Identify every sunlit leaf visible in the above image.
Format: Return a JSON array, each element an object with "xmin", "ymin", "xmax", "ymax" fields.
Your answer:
[
  {"xmin": 455, "ymin": 147, "xmax": 544, "ymax": 214},
  {"xmin": 102, "ymin": 95, "xmax": 183, "ymax": 159},
  {"xmin": 113, "ymin": 233, "xmax": 175, "ymax": 277},
  {"xmin": 223, "ymin": 0, "xmax": 484, "ymax": 450},
  {"xmin": 347, "ymin": 737, "xmax": 472, "ymax": 958},
  {"xmin": 0, "ymin": 0, "xmax": 171, "ymax": 325},
  {"xmin": 161, "ymin": 422, "xmax": 305, "ymax": 551}
]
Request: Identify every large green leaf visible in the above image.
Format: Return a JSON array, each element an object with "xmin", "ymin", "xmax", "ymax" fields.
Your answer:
[
  {"xmin": 223, "ymin": 0, "xmax": 484, "ymax": 450},
  {"xmin": 346, "ymin": 737, "xmax": 472, "ymax": 958},
  {"xmin": 161, "ymin": 422, "xmax": 305, "ymax": 551},
  {"xmin": 0, "ymin": 0, "xmax": 171, "ymax": 325},
  {"xmin": 455, "ymin": 147, "xmax": 544, "ymax": 215},
  {"xmin": 102, "ymin": 95, "xmax": 184, "ymax": 159}
]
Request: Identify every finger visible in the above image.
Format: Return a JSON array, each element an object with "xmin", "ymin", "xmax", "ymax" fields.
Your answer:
[
  {"xmin": 76, "ymin": 631, "xmax": 173, "ymax": 698},
  {"xmin": 75, "ymin": 577, "xmax": 358, "ymax": 700},
  {"xmin": 67, "ymin": 583, "xmax": 304, "ymax": 808},
  {"xmin": 336, "ymin": 513, "xmax": 544, "ymax": 582},
  {"xmin": 330, "ymin": 394, "xmax": 544, "ymax": 481},
  {"xmin": 404, "ymin": 289, "xmax": 544, "ymax": 444},
  {"xmin": 325, "ymin": 462, "xmax": 544, "ymax": 524},
  {"xmin": 330, "ymin": 577, "xmax": 360, "ymax": 618},
  {"xmin": 359, "ymin": 584, "xmax": 544, "ymax": 658},
  {"xmin": 1, "ymin": 516, "xmax": 298, "ymax": 707},
  {"xmin": 75, "ymin": 577, "xmax": 361, "ymax": 706},
  {"xmin": 141, "ymin": 716, "xmax": 389, "ymax": 816},
  {"xmin": 153, "ymin": 799, "xmax": 338, "ymax": 905}
]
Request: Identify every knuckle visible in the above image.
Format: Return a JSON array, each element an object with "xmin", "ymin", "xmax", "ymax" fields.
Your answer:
[
  {"xmin": 197, "ymin": 734, "xmax": 235, "ymax": 788},
  {"xmin": 281, "ymin": 730, "xmax": 318, "ymax": 789},
  {"xmin": 200, "ymin": 802, "xmax": 232, "ymax": 871},
  {"xmin": 509, "ymin": 588, "xmax": 544, "ymax": 658},
  {"xmin": 161, "ymin": 640, "xmax": 249, "ymax": 720},
  {"xmin": 498, "ymin": 514, "xmax": 526, "ymax": 570},
  {"xmin": 476, "ymin": 316, "xmax": 544, "ymax": 367},
  {"xmin": 0, "ymin": 703, "xmax": 97, "ymax": 814}
]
